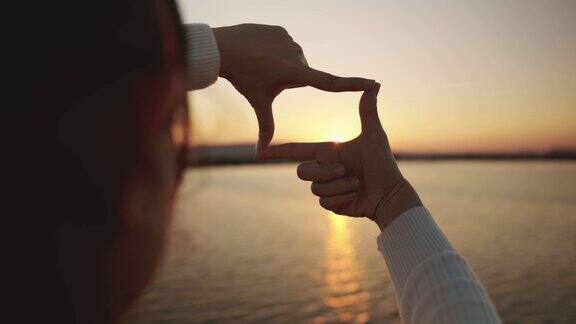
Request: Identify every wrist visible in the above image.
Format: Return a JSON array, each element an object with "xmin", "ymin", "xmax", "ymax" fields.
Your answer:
[
  {"xmin": 211, "ymin": 27, "xmax": 231, "ymax": 78},
  {"xmin": 374, "ymin": 179, "xmax": 422, "ymax": 232}
]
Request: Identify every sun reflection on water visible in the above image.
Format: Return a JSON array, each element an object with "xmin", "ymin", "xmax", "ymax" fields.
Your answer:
[{"xmin": 315, "ymin": 213, "xmax": 370, "ymax": 323}]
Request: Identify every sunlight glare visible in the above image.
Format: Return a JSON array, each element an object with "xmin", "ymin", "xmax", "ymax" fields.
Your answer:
[{"xmin": 316, "ymin": 212, "xmax": 370, "ymax": 323}]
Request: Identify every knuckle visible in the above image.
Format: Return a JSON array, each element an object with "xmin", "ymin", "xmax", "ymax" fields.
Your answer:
[
  {"xmin": 273, "ymin": 25, "xmax": 287, "ymax": 33},
  {"xmin": 277, "ymin": 58, "xmax": 294, "ymax": 70},
  {"xmin": 259, "ymin": 123, "xmax": 273, "ymax": 132},
  {"xmin": 346, "ymin": 177, "xmax": 359, "ymax": 186},
  {"xmin": 292, "ymin": 42, "xmax": 304, "ymax": 54},
  {"xmin": 331, "ymin": 165, "xmax": 344, "ymax": 177},
  {"xmin": 327, "ymin": 74, "xmax": 337, "ymax": 88}
]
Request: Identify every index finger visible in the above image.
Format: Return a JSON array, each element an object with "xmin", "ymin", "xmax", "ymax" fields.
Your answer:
[
  {"xmin": 257, "ymin": 142, "xmax": 332, "ymax": 160},
  {"xmin": 297, "ymin": 67, "xmax": 375, "ymax": 92}
]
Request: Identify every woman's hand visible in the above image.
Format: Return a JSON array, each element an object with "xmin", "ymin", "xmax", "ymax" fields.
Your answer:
[
  {"xmin": 258, "ymin": 85, "xmax": 422, "ymax": 230},
  {"xmin": 212, "ymin": 24, "xmax": 375, "ymax": 149}
]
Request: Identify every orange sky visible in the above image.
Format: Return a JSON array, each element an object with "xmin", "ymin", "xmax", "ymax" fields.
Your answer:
[{"xmin": 180, "ymin": 0, "xmax": 576, "ymax": 153}]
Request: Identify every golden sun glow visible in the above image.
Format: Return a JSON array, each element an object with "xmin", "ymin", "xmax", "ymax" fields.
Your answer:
[
  {"xmin": 331, "ymin": 134, "xmax": 347, "ymax": 143},
  {"xmin": 310, "ymin": 126, "xmax": 360, "ymax": 144},
  {"xmin": 314, "ymin": 212, "xmax": 370, "ymax": 323}
]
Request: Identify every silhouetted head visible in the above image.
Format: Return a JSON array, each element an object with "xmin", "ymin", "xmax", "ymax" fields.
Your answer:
[{"xmin": 9, "ymin": 0, "xmax": 189, "ymax": 322}]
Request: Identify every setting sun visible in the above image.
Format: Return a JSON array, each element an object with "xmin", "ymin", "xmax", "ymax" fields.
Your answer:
[
  {"xmin": 302, "ymin": 120, "xmax": 361, "ymax": 144},
  {"xmin": 331, "ymin": 135, "xmax": 347, "ymax": 143},
  {"xmin": 310, "ymin": 132, "xmax": 355, "ymax": 144}
]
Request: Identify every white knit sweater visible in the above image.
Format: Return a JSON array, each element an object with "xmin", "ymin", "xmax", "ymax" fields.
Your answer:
[
  {"xmin": 378, "ymin": 207, "xmax": 501, "ymax": 323},
  {"xmin": 184, "ymin": 24, "xmax": 501, "ymax": 323},
  {"xmin": 184, "ymin": 23, "xmax": 220, "ymax": 90}
]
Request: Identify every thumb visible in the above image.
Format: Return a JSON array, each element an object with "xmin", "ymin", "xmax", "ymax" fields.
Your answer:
[
  {"xmin": 252, "ymin": 96, "xmax": 275, "ymax": 150},
  {"xmin": 359, "ymin": 83, "xmax": 383, "ymax": 138}
]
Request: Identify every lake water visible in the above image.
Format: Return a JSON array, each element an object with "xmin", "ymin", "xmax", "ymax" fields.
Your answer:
[{"xmin": 124, "ymin": 161, "xmax": 576, "ymax": 323}]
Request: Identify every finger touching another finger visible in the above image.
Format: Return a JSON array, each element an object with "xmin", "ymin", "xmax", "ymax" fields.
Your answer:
[
  {"xmin": 311, "ymin": 177, "xmax": 360, "ymax": 197},
  {"xmin": 298, "ymin": 67, "xmax": 375, "ymax": 92},
  {"xmin": 359, "ymin": 83, "xmax": 384, "ymax": 138},
  {"xmin": 297, "ymin": 162, "xmax": 345, "ymax": 182},
  {"xmin": 319, "ymin": 192, "xmax": 357, "ymax": 211}
]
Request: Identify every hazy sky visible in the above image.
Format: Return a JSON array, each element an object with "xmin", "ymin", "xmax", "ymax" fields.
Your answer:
[{"xmin": 178, "ymin": 0, "xmax": 575, "ymax": 152}]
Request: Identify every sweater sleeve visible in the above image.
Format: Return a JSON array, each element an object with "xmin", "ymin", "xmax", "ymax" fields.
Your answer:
[
  {"xmin": 183, "ymin": 23, "xmax": 220, "ymax": 90},
  {"xmin": 377, "ymin": 207, "xmax": 501, "ymax": 324}
]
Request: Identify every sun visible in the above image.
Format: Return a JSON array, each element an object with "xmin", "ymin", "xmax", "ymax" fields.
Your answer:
[
  {"xmin": 319, "ymin": 131, "xmax": 356, "ymax": 143},
  {"xmin": 325, "ymin": 129, "xmax": 357, "ymax": 143},
  {"xmin": 332, "ymin": 134, "xmax": 347, "ymax": 143},
  {"xmin": 302, "ymin": 125, "xmax": 359, "ymax": 143}
]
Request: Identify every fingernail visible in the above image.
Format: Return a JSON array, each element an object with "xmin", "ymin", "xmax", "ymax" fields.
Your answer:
[{"xmin": 335, "ymin": 165, "xmax": 345, "ymax": 176}]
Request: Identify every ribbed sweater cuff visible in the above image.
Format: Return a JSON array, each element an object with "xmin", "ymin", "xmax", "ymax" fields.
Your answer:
[
  {"xmin": 184, "ymin": 23, "xmax": 220, "ymax": 90},
  {"xmin": 377, "ymin": 207, "xmax": 454, "ymax": 297}
]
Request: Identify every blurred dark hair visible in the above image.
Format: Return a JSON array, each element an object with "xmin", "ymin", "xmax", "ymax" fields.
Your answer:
[{"xmin": 6, "ymin": 0, "xmax": 186, "ymax": 322}]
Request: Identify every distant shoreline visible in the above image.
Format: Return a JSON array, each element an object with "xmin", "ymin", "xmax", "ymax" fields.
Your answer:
[{"xmin": 188, "ymin": 144, "xmax": 576, "ymax": 167}]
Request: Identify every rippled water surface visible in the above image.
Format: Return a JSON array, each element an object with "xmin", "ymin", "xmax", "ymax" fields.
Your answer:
[{"xmin": 125, "ymin": 161, "xmax": 576, "ymax": 323}]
